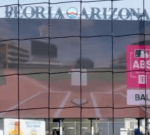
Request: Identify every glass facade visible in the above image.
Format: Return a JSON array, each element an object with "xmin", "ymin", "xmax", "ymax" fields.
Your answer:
[{"xmin": 0, "ymin": 0, "xmax": 150, "ymax": 135}]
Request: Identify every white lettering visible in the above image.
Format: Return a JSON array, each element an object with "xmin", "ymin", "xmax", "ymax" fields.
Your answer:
[
  {"xmin": 133, "ymin": 60, "xmax": 139, "ymax": 68},
  {"xmin": 5, "ymin": 6, "xmax": 150, "ymax": 20},
  {"xmin": 147, "ymin": 61, "xmax": 150, "ymax": 69},
  {"xmin": 133, "ymin": 60, "xmax": 150, "ymax": 69},
  {"xmin": 140, "ymin": 60, "xmax": 145, "ymax": 68}
]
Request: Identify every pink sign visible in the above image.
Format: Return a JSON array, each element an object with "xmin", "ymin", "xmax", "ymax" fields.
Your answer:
[{"xmin": 127, "ymin": 45, "xmax": 150, "ymax": 89}]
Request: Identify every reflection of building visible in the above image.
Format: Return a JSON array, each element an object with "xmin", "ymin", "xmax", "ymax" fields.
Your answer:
[
  {"xmin": 0, "ymin": 41, "xmax": 29, "ymax": 68},
  {"xmin": 31, "ymin": 39, "xmax": 57, "ymax": 60},
  {"xmin": 0, "ymin": 39, "xmax": 63, "ymax": 69},
  {"xmin": 29, "ymin": 39, "xmax": 62, "ymax": 68}
]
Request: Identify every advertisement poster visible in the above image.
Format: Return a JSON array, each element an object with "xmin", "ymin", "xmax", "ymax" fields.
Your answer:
[
  {"xmin": 127, "ymin": 45, "xmax": 150, "ymax": 105},
  {"xmin": 4, "ymin": 119, "xmax": 46, "ymax": 135}
]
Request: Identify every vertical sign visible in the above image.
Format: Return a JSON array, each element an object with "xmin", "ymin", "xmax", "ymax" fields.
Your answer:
[{"xmin": 126, "ymin": 45, "xmax": 150, "ymax": 105}]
